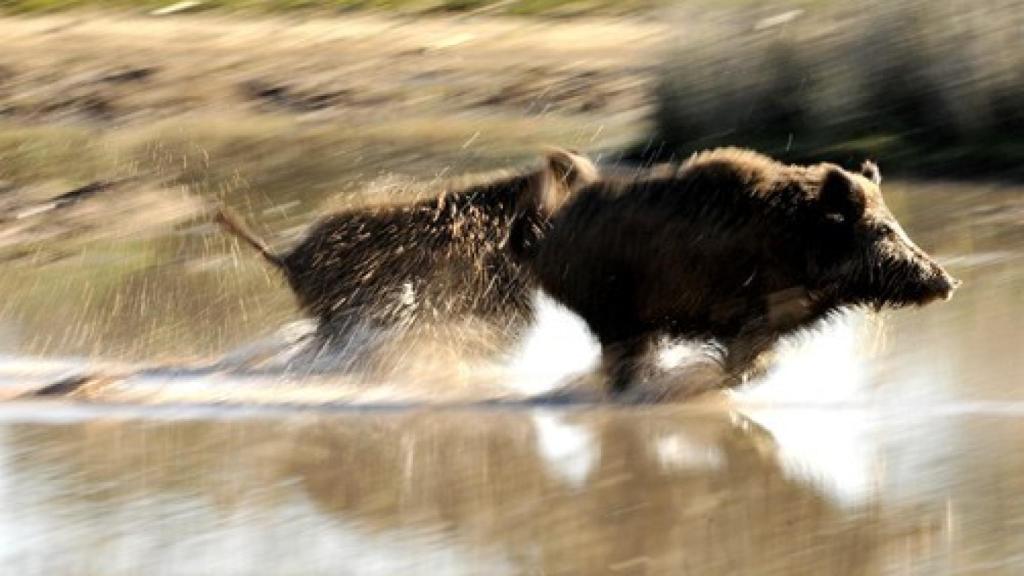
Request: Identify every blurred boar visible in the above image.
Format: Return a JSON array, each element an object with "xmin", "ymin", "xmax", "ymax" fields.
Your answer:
[
  {"xmin": 531, "ymin": 147, "xmax": 960, "ymax": 393},
  {"xmin": 216, "ymin": 148, "xmax": 598, "ymax": 346}
]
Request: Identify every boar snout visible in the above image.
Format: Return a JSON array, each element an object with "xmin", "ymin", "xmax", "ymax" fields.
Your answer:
[
  {"xmin": 887, "ymin": 240, "xmax": 960, "ymax": 306},
  {"xmin": 923, "ymin": 265, "xmax": 961, "ymax": 304},
  {"xmin": 827, "ymin": 215, "xmax": 961, "ymax": 310},
  {"xmin": 891, "ymin": 226, "xmax": 960, "ymax": 305}
]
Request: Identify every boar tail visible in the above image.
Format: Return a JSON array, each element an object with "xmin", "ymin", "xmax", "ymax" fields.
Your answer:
[{"xmin": 214, "ymin": 207, "xmax": 285, "ymax": 270}]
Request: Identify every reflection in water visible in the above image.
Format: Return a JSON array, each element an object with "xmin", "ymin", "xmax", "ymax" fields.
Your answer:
[
  {"xmin": 0, "ymin": 408, "xmax": 909, "ymax": 575},
  {"xmin": 7, "ymin": 403, "xmax": 1022, "ymax": 574},
  {"xmin": 531, "ymin": 412, "xmax": 600, "ymax": 489},
  {"xmin": 653, "ymin": 427, "xmax": 725, "ymax": 473},
  {"xmin": 0, "ymin": 420, "xmax": 519, "ymax": 576}
]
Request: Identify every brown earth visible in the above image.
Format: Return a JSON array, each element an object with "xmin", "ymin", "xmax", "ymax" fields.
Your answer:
[{"xmin": 0, "ymin": 13, "xmax": 666, "ymax": 125}]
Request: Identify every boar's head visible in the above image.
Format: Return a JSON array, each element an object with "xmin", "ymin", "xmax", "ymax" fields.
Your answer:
[{"xmin": 809, "ymin": 161, "xmax": 960, "ymax": 310}]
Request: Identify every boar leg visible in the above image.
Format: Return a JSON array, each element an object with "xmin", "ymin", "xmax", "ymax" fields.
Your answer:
[
  {"xmin": 720, "ymin": 329, "xmax": 781, "ymax": 387},
  {"xmin": 600, "ymin": 335, "xmax": 654, "ymax": 394}
]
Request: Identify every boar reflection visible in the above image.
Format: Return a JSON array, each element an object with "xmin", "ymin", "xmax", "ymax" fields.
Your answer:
[{"xmin": 0, "ymin": 410, "xmax": 900, "ymax": 574}]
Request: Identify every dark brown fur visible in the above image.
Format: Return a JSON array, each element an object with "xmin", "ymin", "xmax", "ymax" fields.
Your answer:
[
  {"xmin": 530, "ymin": 147, "xmax": 960, "ymax": 393},
  {"xmin": 217, "ymin": 149, "xmax": 598, "ymax": 347}
]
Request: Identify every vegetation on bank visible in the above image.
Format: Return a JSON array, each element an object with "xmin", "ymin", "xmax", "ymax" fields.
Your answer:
[
  {"xmin": 0, "ymin": 0, "xmax": 664, "ymax": 16},
  {"xmin": 649, "ymin": 1, "xmax": 1024, "ymax": 179}
]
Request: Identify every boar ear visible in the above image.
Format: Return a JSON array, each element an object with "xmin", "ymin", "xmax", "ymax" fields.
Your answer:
[
  {"xmin": 819, "ymin": 166, "xmax": 866, "ymax": 224},
  {"xmin": 528, "ymin": 145, "xmax": 598, "ymax": 217},
  {"xmin": 860, "ymin": 160, "xmax": 882, "ymax": 185},
  {"xmin": 508, "ymin": 148, "xmax": 596, "ymax": 259},
  {"xmin": 545, "ymin": 146, "xmax": 598, "ymax": 191}
]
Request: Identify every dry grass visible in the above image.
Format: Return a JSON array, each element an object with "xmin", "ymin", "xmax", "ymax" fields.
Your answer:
[{"xmin": 0, "ymin": 0, "xmax": 663, "ymax": 15}]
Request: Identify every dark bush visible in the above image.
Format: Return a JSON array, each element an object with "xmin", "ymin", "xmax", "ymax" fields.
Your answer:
[{"xmin": 652, "ymin": 0, "xmax": 1024, "ymax": 177}]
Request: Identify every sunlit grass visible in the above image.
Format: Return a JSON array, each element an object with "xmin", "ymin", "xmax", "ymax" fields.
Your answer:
[{"xmin": 0, "ymin": 0, "xmax": 666, "ymax": 15}]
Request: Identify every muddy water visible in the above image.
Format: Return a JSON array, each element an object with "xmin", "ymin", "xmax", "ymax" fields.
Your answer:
[{"xmin": 1, "ymin": 164, "xmax": 1023, "ymax": 573}]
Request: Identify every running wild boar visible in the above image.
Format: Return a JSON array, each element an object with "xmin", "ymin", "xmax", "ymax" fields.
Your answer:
[
  {"xmin": 216, "ymin": 148, "xmax": 598, "ymax": 350},
  {"xmin": 530, "ymin": 147, "xmax": 960, "ymax": 393}
]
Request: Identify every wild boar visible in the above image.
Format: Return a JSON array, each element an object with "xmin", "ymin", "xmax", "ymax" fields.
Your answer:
[
  {"xmin": 530, "ymin": 147, "xmax": 960, "ymax": 393},
  {"xmin": 216, "ymin": 148, "xmax": 598, "ymax": 351}
]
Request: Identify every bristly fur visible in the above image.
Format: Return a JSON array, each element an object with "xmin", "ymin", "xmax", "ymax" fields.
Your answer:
[
  {"xmin": 530, "ymin": 146, "xmax": 959, "ymax": 394},
  {"xmin": 215, "ymin": 149, "xmax": 598, "ymax": 352},
  {"xmin": 285, "ymin": 170, "xmax": 543, "ymax": 334}
]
